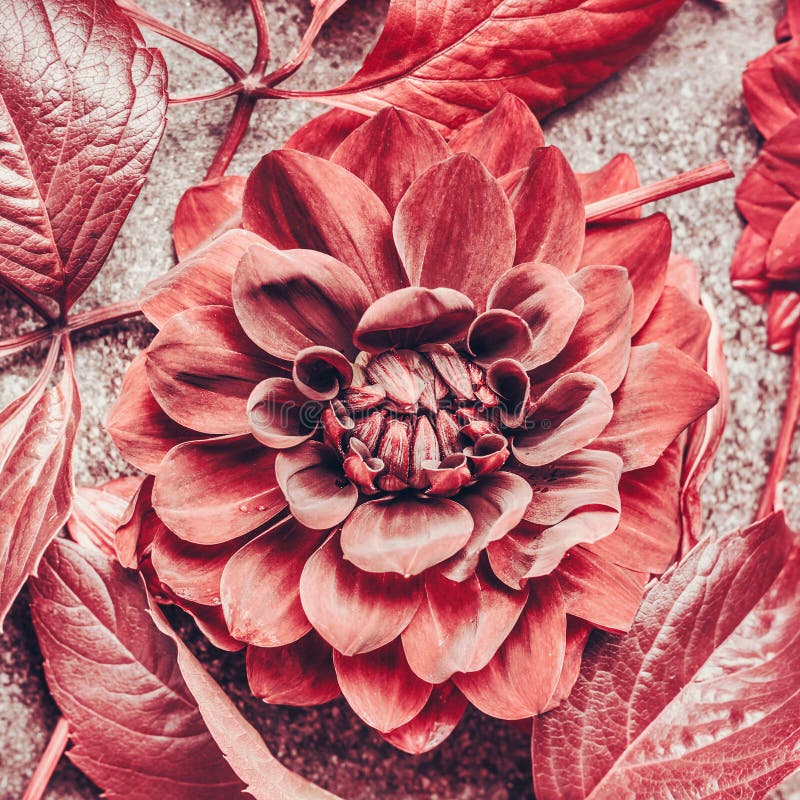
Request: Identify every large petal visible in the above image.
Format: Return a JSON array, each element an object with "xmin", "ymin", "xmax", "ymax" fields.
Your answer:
[
  {"xmin": 380, "ymin": 683, "xmax": 467, "ymax": 754},
  {"xmin": 593, "ymin": 343, "xmax": 720, "ymax": 471},
  {"xmin": 487, "ymin": 262, "xmax": 584, "ymax": 370},
  {"xmin": 554, "ymin": 546, "xmax": 648, "ymax": 633},
  {"xmin": 340, "ymin": 494, "xmax": 473, "ymax": 576},
  {"xmin": 508, "ymin": 146, "xmax": 585, "ymax": 273},
  {"xmin": 106, "ymin": 352, "xmax": 198, "ymax": 474},
  {"xmin": 393, "ymin": 153, "xmax": 516, "ymax": 309},
  {"xmin": 453, "ymin": 577, "xmax": 566, "ymax": 720},
  {"xmin": 331, "ymin": 106, "xmax": 450, "ymax": 214},
  {"xmin": 576, "ymin": 153, "xmax": 640, "ymax": 220},
  {"xmin": 246, "ymin": 632, "xmax": 340, "ymax": 706},
  {"xmin": 220, "ymin": 519, "xmax": 326, "ymax": 647},
  {"xmin": 580, "ymin": 213, "xmax": 672, "ymax": 335},
  {"xmin": 153, "ymin": 435, "xmax": 286, "ymax": 543},
  {"xmin": 172, "ymin": 176, "xmax": 247, "ymax": 258},
  {"xmin": 333, "ymin": 639, "xmax": 432, "ymax": 732},
  {"xmin": 353, "ymin": 286, "xmax": 475, "ymax": 352},
  {"xmin": 449, "ymin": 94, "xmax": 544, "ymax": 179},
  {"xmin": 232, "ymin": 244, "xmax": 371, "ymax": 361},
  {"xmin": 531, "ymin": 266, "xmax": 633, "ymax": 394},
  {"xmin": 441, "ymin": 472, "xmax": 533, "ymax": 582},
  {"xmin": 242, "ymin": 149, "xmax": 406, "ymax": 296},
  {"xmin": 513, "ymin": 373, "xmax": 613, "ymax": 467},
  {"xmin": 402, "ymin": 567, "xmax": 528, "ymax": 683},
  {"xmin": 146, "ymin": 306, "xmax": 281, "ymax": 436},
  {"xmin": 141, "ymin": 230, "xmax": 267, "ymax": 329},
  {"xmin": 275, "ymin": 441, "xmax": 358, "ymax": 529},
  {"xmin": 299, "ymin": 533, "xmax": 423, "ymax": 656}
]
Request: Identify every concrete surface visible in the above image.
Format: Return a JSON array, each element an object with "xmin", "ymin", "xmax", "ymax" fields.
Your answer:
[{"xmin": 1, "ymin": 0, "xmax": 799, "ymax": 797}]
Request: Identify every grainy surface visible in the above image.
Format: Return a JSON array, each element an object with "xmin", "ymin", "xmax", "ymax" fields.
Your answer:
[{"xmin": 1, "ymin": 1, "xmax": 798, "ymax": 798}]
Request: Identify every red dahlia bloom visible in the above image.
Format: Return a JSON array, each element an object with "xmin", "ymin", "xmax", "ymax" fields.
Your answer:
[{"xmin": 108, "ymin": 96, "xmax": 721, "ymax": 753}]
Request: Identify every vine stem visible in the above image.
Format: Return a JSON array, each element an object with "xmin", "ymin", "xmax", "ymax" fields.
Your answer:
[
  {"xmin": 250, "ymin": 0, "xmax": 271, "ymax": 73},
  {"xmin": 756, "ymin": 325, "xmax": 800, "ymax": 519},
  {"xmin": 22, "ymin": 717, "xmax": 70, "ymax": 800},
  {"xmin": 204, "ymin": 94, "xmax": 258, "ymax": 180}
]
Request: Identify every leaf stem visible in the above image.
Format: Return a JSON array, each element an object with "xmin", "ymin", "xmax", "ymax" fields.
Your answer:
[
  {"xmin": 168, "ymin": 83, "xmax": 243, "ymax": 105},
  {"xmin": 249, "ymin": 0, "xmax": 272, "ymax": 73},
  {"xmin": 756, "ymin": 325, "xmax": 800, "ymax": 519},
  {"xmin": 584, "ymin": 160, "xmax": 735, "ymax": 222},
  {"xmin": 204, "ymin": 94, "xmax": 258, "ymax": 180},
  {"xmin": 67, "ymin": 298, "xmax": 143, "ymax": 336},
  {"xmin": 21, "ymin": 717, "xmax": 70, "ymax": 800}
]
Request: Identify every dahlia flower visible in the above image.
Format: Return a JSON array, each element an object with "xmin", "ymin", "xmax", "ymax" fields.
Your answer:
[{"xmin": 108, "ymin": 96, "xmax": 720, "ymax": 753}]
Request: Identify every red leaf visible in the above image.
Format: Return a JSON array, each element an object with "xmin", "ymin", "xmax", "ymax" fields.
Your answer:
[
  {"xmin": 532, "ymin": 513, "xmax": 800, "ymax": 799},
  {"xmin": 0, "ymin": 0, "xmax": 167, "ymax": 314},
  {"xmin": 0, "ymin": 339, "xmax": 80, "ymax": 627},
  {"xmin": 30, "ymin": 537, "xmax": 340, "ymax": 800},
  {"xmin": 308, "ymin": 0, "xmax": 687, "ymax": 131}
]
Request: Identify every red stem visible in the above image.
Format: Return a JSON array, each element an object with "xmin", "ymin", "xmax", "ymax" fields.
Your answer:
[
  {"xmin": 169, "ymin": 83, "xmax": 243, "ymax": 105},
  {"xmin": 249, "ymin": 0, "xmax": 272, "ymax": 73},
  {"xmin": 584, "ymin": 160, "xmax": 734, "ymax": 221},
  {"xmin": 756, "ymin": 325, "xmax": 800, "ymax": 519},
  {"xmin": 22, "ymin": 717, "xmax": 70, "ymax": 800},
  {"xmin": 204, "ymin": 94, "xmax": 258, "ymax": 180}
]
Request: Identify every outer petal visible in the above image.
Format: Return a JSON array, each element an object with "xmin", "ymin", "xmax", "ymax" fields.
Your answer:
[
  {"xmin": 580, "ymin": 213, "xmax": 672, "ymax": 335},
  {"xmin": 393, "ymin": 153, "xmax": 516, "ymax": 309},
  {"xmin": 353, "ymin": 286, "xmax": 475, "ymax": 352},
  {"xmin": 554, "ymin": 546, "xmax": 649, "ymax": 633},
  {"xmin": 743, "ymin": 44, "xmax": 800, "ymax": 138},
  {"xmin": 453, "ymin": 577, "xmax": 566, "ymax": 720},
  {"xmin": 340, "ymin": 495, "xmax": 473, "ymax": 576},
  {"xmin": 153, "ymin": 435, "xmax": 286, "ymax": 543},
  {"xmin": 275, "ymin": 441, "xmax": 357, "ymax": 529},
  {"xmin": 220, "ymin": 519, "xmax": 326, "ymax": 647},
  {"xmin": 593, "ymin": 343, "xmax": 720, "ymax": 471},
  {"xmin": 767, "ymin": 290, "xmax": 800, "ymax": 353},
  {"xmin": 232, "ymin": 244, "xmax": 371, "ymax": 361},
  {"xmin": 766, "ymin": 199, "xmax": 800, "ymax": 281},
  {"xmin": 541, "ymin": 616, "xmax": 593, "ymax": 713},
  {"xmin": 106, "ymin": 352, "xmax": 198, "ymax": 474},
  {"xmin": 730, "ymin": 225, "xmax": 770, "ymax": 304},
  {"xmin": 513, "ymin": 373, "xmax": 613, "ymax": 467},
  {"xmin": 173, "ymin": 176, "xmax": 246, "ymax": 258},
  {"xmin": 333, "ymin": 639, "xmax": 433, "ymax": 732},
  {"xmin": 299, "ymin": 533, "xmax": 423, "ymax": 656},
  {"xmin": 508, "ymin": 146, "xmax": 585, "ymax": 273},
  {"xmin": 242, "ymin": 149, "xmax": 407, "ymax": 296},
  {"xmin": 380, "ymin": 683, "xmax": 467, "ymax": 754},
  {"xmin": 146, "ymin": 306, "xmax": 282, "ymax": 436},
  {"xmin": 487, "ymin": 262, "xmax": 584, "ymax": 370},
  {"xmin": 172, "ymin": 598, "xmax": 244, "ymax": 652},
  {"xmin": 576, "ymin": 153, "xmax": 640, "ymax": 220},
  {"xmin": 331, "ymin": 106, "xmax": 450, "ymax": 214},
  {"xmin": 140, "ymin": 229, "xmax": 267, "ymax": 329},
  {"xmin": 449, "ymin": 94, "xmax": 544, "ymax": 179},
  {"xmin": 284, "ymin": 107, "xmax": 367, "ymax": 158},
  {"xmin": 531, "ymin": 266, "xmax": 633, "ymax": 394},
  {"xmin": 246, "ymin": 632, "xmax": 340, "ymax": 706}
]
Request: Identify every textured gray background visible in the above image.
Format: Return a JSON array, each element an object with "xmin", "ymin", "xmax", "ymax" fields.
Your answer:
[{"xmin": 1, "ymin": 0, "xmax": 798, "ymax": 797}]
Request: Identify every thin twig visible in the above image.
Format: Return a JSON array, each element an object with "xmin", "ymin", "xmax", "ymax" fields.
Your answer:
[{"xmin": 21, "ymin": 717, "xmax": 70, "ymax": 800}]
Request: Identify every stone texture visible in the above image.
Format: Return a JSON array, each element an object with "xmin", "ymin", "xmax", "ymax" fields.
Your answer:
[{"xmin": 1, "ymin": 0, "xmax": 799, "ymax": 798}]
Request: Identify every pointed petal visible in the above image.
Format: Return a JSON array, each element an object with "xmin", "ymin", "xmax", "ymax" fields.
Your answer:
[
  {"xmin": 114, "ymin": 476, "xmax": 158, "ymax": 570},
  {"xmin": 449, "ymin": 94, "xmax": 544, "ymax": 179},
  {"xmin": 580, "ymin": 213, "xmax": 672, "ymax": 335},
  {"xmin": 275, "ymin": 441, "xmax": 357, "ymax": 529},
  {"xmin": 441, "ymin": 472, "xmax": 533, "ymax": 582},
  {"xmin": 340, "ymin": 495, "xmax": 473, "ymax": 576},
  {"xmin": 146, "ymin": 305, "xmax": 281, "ymax": 436},
  {"xmin": 141, "ymin": 229, "xmax": 266, "ymax": 329},
  {"xmin": 531, "ymin": 266, "xmax": 633, "ymax": 394},
  {"xmin": 153, "ymin": 435, "xmax": 286, "ymax": 543},
  {"xmin": 380, "ymin": 683, "xmax": 467, "ymax": 754},
  {"xmin": 666, "ymin": 252, "xmax": 702, "ymax": 302},
  {"xmin": 487, "ymin": 262, "xmax": 584, "ymax": 370},
  {"xmin": 106, "ymin": 352, "xmax": 198, "ymax": 474},
  {"xmin": 394, "ymin": 154, "xmax": 515, "ymax": 309},
  {"xmin": 453, "ymin": 578, "xmax": 566, "ymax": 720},
  {"xmin": 242, "ymin": 149, "xmax": 406, "ymax": 296},
  {"xmin": 220, "ymin": 519, "xmax": 325, "ymax": 646},
  {"xmin": 509, "ymin": 146, "xmax": 584, "ymax": 273},
  {"xmin": 332, "ymin": 106, "xmax": 450, "ymax": 214},
  {"xmin": 513, "ymin": 373, "xmax": 613, "ymax": 467},
  {"xmin": 542, "ymin": 616, "xmax": 593, "ymax": 712},
  {"xmin": 300, "ymin": 533, "xmax": 422, "ymax": 656},
  {"xmin": 232, "ymin": 243, "xmax": 371, "ymax": 361},
  {"xmin": 67, "ymin": 477, "xmax": 140, "ymax": 557},
  {"xmin": 766, "ymin": 199, "xmax": 800, "ymax": 281},
  {"xmin": 593, "ymin": 343, "xmax": 720, "ymax": 471},
  {"xmin": 576, "ymin": 153, "xmax": 640, "ymax": 220},
  {"xmin": 554, "ymin": 546, "xmax": 648, "ymax": 633},
  {"xmin": 333, "ymin": 639, "xmax": 433, "ymax": 732},
  {"xmin": 730, "ymin": 225, "xmax": 770, "ymax": 304},
  {"xmin": 172, "ymin": 598, "xmax": 245, "ymax": 652},
  {"xmin": 173, "ymin": 176, "xmax": 246, "ymax": 258},
  {"xmin": 247, "ymin": 377, "xmax": 318, "ymax": 449},
  {"xmin": 767, "ymin": 290, "xmax": 800, "ymax": 353},
  {"xmin": 284, "ymin": 107, "xmax": 367, "ymax": 158},
  {"xmin": 353, "ymin": 286, "xmax": 475, "ymax": 352},
  {"xmin": 247, "ymin": 632, "xmax": 340, "ymax": 705}
]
